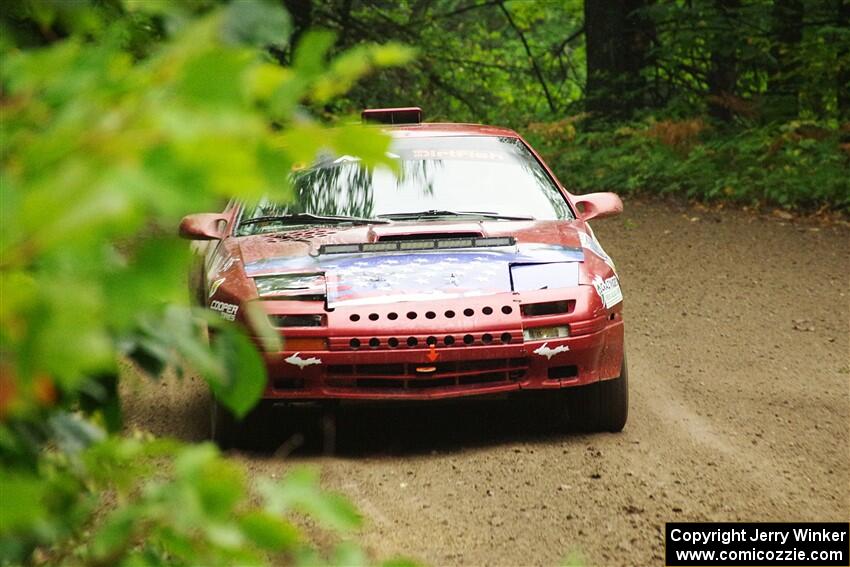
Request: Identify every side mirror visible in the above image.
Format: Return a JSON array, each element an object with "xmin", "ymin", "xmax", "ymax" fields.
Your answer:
[
  {"xmin": 572, "ymin": 192, "xmax": 623, "ymax": 222},
  {"xmin": 179, "ymin": 213, "xmax": 229, "ymax": 240}
]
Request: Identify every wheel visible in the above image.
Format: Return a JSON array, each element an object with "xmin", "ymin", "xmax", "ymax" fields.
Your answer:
[
  {"xmin": 211, "ymin": 398, "xmax": 274, "ymax": 450},
  {"xmin": 597, "ymin": 355, "xmax": 628, "ymax": 432},
  {"xmin": 566, "ymin": 354, "xmax": 628, "ymax": 432}
]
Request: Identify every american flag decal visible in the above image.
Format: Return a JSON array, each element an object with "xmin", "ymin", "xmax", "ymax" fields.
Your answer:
[{"xmin": 244, "ymin": 243, "xmax": 584, "ymax": 308}]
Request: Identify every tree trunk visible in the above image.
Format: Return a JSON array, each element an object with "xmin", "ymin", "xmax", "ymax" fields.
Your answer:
[
  {"xmin": 765, "ymin": 0, "xmax": 804, "ymax": 122},
  {"xmin": 838, "ymin": 0, "xmax": 850, "ymax": 122},
  {"xmin": 584, "ymin": 0, "xmax": 653, "ymax": 122},
  {"xmin": 707, "ymin": 0, "xmax": 740, "ymax": 123},
  {"xmin": 283, "ymin": 0, "xmax": 313, "ymax": 56}
]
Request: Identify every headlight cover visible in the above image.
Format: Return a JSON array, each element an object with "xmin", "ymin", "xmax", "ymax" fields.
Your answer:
[
  {"xmin": 253, "ymin": 273, "xmax": 326, "ymax": 298},
  {"xmin": 510, "ymin": 262, "xmax": 579, "ymax": 292}
]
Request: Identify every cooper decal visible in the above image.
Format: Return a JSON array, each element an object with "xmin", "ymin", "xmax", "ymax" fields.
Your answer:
[{"xmin": 210, "ymin": 300, "xmax": 238, "ymax": 321}]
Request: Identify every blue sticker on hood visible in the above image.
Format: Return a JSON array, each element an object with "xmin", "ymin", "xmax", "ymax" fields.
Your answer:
[{"xmin": 244, "ymin": 243, "xmax": 583, "ymax": 307}]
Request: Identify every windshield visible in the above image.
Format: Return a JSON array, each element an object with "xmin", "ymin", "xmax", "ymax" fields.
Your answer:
[{"xmin": 236, "ymin": 136, "xmax": 572, "ymax": 235}]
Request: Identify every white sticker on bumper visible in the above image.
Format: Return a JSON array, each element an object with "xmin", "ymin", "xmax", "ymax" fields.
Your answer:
[
  {"xmin": 533, "ymin": 343, "xmax": 570, "ymax": 360},
  {"xmin": 284, "ymin": 352, "xmax": 322, "ymax": 369}
]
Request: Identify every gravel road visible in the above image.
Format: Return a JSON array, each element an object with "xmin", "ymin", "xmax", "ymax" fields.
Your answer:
[{"xmin": 123, "ymin": 199, "xmax": 850, "ymax": 566}]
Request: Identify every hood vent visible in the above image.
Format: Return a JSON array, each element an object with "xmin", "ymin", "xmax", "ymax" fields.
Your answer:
[{"xmin": 377, "ymin": 231, "xmax": 483, "ymax": 242}]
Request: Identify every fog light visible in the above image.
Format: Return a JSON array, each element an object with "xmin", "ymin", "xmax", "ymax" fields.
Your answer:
[{"xmin": 523, "ymin": 325, "xmax": 569, "ymax": 341}]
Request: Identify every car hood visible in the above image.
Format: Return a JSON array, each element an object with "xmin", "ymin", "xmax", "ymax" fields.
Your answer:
[{"xmin": 236, "ymin": 220, "xmax": 592, "ymax": 308}]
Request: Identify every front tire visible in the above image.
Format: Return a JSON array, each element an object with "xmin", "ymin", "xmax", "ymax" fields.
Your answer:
[
  {"xmin": 567, "ymin": 355, "xmax": 628, "ymax": 432},
  {"xmin": 597, "ymin": 357, "xmax": 628, "ymax": 432}
]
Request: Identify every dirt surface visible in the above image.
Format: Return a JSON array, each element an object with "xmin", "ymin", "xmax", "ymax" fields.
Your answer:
[{"xmin": 123, "ymin": 199, "xmax": 850, "ymax": 566}]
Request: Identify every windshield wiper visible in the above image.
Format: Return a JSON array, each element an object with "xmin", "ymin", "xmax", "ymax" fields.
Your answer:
[
  {"xmin": 377, "ymin": 210, "xmax": 535, "ymax": 221},
  {"xmin": 240, "ymin": 213, "xmax": 390, "ymax": 226}
]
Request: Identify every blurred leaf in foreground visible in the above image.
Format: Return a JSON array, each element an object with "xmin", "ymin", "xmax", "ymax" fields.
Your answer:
[{"xmin": 0, "ymin": 0, "xmax": 412, "ymax": 565}]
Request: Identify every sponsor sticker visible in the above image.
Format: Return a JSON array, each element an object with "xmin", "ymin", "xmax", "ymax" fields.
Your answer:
[
  {"xmin": 579, "ymin": 230, "xmax": 616, "ymax": 271},
  {"xmin": 592, "ymin": 275, "xmax": 623, "ymax": 309},
  {"xmin": 207, "ymin": 254, "xmax": 237, "ymax": 281},
  {"xmin": 410, "ymin": 149, "xmax": 507, "ymax": 161},
  {"xmin": 210, "ymin": 300, "xmax": 238, "ymax": 321},
  {"xmin": 208, "ymin": 277, "xmax": 225, "ymax": 298},
  {"xmin": 284, "ymin": 352, "xmax": 322, "ymax": 369},
  {"xmin": 533, "ymin": 343, "xmax": 570, "ymax": 360}
]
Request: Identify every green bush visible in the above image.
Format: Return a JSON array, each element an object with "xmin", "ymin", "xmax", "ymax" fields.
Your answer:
[
  {"xmin": 2, "ymin": 436, "xmax": 374, "ymax": 566},
  {"xmin": 527, "ymin": 118, "xmax": 850, "ymax": 211},
  {"xmin": 0, "ymin": 1, "xmax": 413, "ymax": 565}
]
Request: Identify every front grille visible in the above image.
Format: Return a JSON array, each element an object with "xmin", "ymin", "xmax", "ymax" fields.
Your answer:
[
  {"xmin": 325, "ymin": 358, "xmax": 528, "ymax": 391},
  {"xmin": 273, "ymin": 378, "xmax": 305, "ymax": 390},
  {"xmin": 332, "ymin": 330, "xmax": 520, "ymax": 351},
  {"xmin": 345, "ymin": 304, "xmax": 515, "ymax": 323}
]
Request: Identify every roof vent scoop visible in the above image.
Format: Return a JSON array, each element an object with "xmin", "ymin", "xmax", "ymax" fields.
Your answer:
[{"xmin": 361, "ymin": 107, "xmax": 422, "ymax": 125}]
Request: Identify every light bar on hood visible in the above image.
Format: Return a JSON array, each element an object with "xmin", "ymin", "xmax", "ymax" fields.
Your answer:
[
  {"xmin": 361, "ymin": 107, "xmax": 422, "ymax": 124},
  {"xmin": 320, "ymin": 236, "xmax": 515, "ymax": 255}
]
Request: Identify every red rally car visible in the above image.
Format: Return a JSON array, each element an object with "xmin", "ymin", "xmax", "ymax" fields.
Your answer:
[{"xmin": 180, "ymin": 108, "xmax": 628, "ymax": 447}]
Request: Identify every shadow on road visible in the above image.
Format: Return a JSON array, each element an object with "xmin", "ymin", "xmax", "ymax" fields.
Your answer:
[
  {"xmin": 120, "ymin": 367, "xmax": 595, "ymax": 457},
  {"xmin": 238, "ymin": 396, "xmax": 592, "ymax": 458}
]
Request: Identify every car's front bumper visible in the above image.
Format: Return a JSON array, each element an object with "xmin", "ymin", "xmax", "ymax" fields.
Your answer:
[{"xmin": 256, "ymin": 287, "xmax": 624, "ymax": 401}]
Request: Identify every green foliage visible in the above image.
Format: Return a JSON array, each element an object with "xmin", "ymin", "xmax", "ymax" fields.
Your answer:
[
  {"xmin": 311, "ymin": 0, "xmax": 584, "ymax": 125},
  {"xmin": 0, "ymin": 0, "xmax": 410, "ymax": 421},
  {"xmin": 312, "ymin": 0, "xmax": 846, "ymax": 124},
  {"xmin": 645, "ymin": 0, "xmax": 850, "ymax": 121},
  {"xmin": 295, "ymin": 0, "xmax": 848, "ymax": 209},
  {"xmin": 1, "ymin": 436, "xmax": 375, "ymax": 566},
  {"xmin": 1, "ymin": 0, "xmax": 413, "ymax": 565},
  {"xmin": 528, "ymin": 117, "xmax": 850, "ymax": 210}
]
